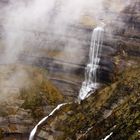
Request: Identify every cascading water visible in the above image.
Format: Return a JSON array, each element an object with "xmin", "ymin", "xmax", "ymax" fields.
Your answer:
[
  {"xmin": 29, "ymin": 103, "xmax": 68, "ymax": 140},
  {"xmin": 29, "ymin": 26, "xmax": 104, "ymax": 139},
  {"xmin": 78, "ymin": 27, "xmax": 104, "ymax": 100}
]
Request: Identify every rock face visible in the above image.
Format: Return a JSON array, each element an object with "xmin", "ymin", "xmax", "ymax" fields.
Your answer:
[
  {"xmin": 34, "ymin": 66, "xmax": 140, "ymax": 140},
  {"xmin": 109, "ymin": 0, "xmax": 140, "ymax": 57},
  {"xmin": 0, "ymin": 65, "xmax": 64, "ymax": 139},
  {"xmin": 0, "ymin": 1, "xmax": 117, "ymax": 100},
  {"xmin": 0, "ymin": 0, "xmax": 139, "ymax": 139},
  {"xmin": 17, "ymin": 0, "xmax": 138, "ymax": 98},
  {"xmin": 31, "ymin": 0, "xmax": 140, "ymax": 139}
]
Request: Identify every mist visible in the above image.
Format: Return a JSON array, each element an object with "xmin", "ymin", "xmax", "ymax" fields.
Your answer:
[
  {"xmin": 0, "ymin": 0, "xmax": 131, "ymax": 101},
  {"xmin": 1, "ymin": 0, "xmax": 131, "ymax": 63}
]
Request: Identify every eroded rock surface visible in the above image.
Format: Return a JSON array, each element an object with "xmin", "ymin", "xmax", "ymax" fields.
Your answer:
[
  {"xmin": 0, "ymin": 0, "xmax": 139, "ymax": 140},
  {"xmin": 0, "ymin": 65, "xmax": 64, "ymax": 139},
  {"xmin": 35, "ymin": 66, "xmax": 140, "ymax": 140}
]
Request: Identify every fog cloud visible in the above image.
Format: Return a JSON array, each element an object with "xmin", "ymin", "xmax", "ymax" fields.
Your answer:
[{"xmin": 0, "ymin": 0, "xmax": 132, "ymax": 101}]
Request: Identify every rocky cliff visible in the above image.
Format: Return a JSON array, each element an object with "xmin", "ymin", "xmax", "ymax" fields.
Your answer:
[
  {"xmin": 32, "ymin": 0, "xmax": 140, "ymax": 140},
  {"xmin": 35, "ymin": 66, "xmax": 140, "ymax": 140},
  {"xmin": 0, "ymin": 0, "xmax": 139, "ymax": 139}
]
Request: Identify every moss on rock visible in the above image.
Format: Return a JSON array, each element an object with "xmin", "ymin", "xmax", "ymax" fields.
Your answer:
[
  {"xmin": 36, "ymin": 67, "xmax": 140, "ymax": 140},
  {"xmin": 0, "ymin": 64, "xmax": 64, "ymax": 138}
]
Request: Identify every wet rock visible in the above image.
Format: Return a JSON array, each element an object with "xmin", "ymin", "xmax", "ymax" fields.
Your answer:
[
  {"xmin": 35, "ymin": 67, "xmax": 140, "ymax": 140},
  {"xmin": 0, "ymin": 0, "xmax": 139, "ymax": 140}
]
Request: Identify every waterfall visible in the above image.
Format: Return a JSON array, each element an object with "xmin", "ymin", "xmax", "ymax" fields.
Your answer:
[
  {"xmin": 78, "ymin": 27, "xmax": 104, "ymax": 100},
  {"xmin": 29, "ymin": 27, "xmax": 104, "ymax": 139},
  {"xmin": 29, "ymin": 103, "xmax": 68, "ymax": 140}
]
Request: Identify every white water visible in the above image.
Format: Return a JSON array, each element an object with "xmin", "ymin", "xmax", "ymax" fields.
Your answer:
[
  {"xmin": 29, "ymin": 27, "xmax": 104, "ymax": 139},
  {"xmin": 78, "ymin": 27, "xmax": 104, "ymax": 100},
  {"xmin": 29, "ymin": 103, "xmax": 67, "ymax": 140},
  {"xmin": 102, "ymin": 132, "xmax": 113, "ymax": 140}
]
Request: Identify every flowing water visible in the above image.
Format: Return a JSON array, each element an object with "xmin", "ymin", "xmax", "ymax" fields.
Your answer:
[
  {"xmin": 78, "ymin": 27, "xmax": 104, "ymax": 100},
  {"xmin": 29, "ymin": 27, "xmax": 104, "ymax": 139},
  {"xmin": 29, "ymin": 103, "xmax": 68, "ymax": 140}
]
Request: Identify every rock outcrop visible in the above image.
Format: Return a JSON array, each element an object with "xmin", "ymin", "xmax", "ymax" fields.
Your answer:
[
  {"xmin": 0, "ymin": 65, "xmax": 64, "ymax": 139},
  {"xmin": 0, "ymin": 0, "xmax": 139, "ymax": 139},
  {"xmin": 35, "ymin": 66, "xmax": 140, "ymax": 140},
  {"xmin": 31, "ymin": 0, "xmax": 140, "ymax": 139}
]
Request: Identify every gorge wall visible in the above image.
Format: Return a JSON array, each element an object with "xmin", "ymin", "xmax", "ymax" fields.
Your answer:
[{"xmin": 0, "ymin": 0, "xmax": 139, "ymax": 139}]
